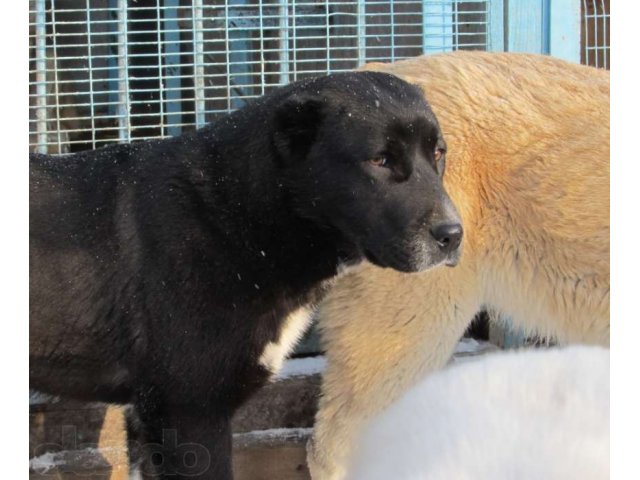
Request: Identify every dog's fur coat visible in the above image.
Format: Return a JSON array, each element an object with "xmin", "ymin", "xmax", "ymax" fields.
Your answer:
[
  {"xmin": 307, "ymin": 52, "xmax": 610, "ymax": 479},
  {"xmin": 30, "ymin": 71, "xmax": 462, "ymax": 479}
]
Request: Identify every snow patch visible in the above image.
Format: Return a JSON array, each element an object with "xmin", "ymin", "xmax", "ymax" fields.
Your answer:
[
  {"xmin": 233, "ymin": 427, "xmax": 313, "ymax": 448},
  {"xmin": 274, "ymin": 339, "xmax": 493, "ymax": 381},
  {"xmin": 274, "ymin": 356, "xmax": 327, "ymax": 380},
  {"xmin": 29, "ymin": 390, "xmax": 59, "ymax": 405},
  {"xmin": 453, "ymin": 337, "xmax": 483, "ymax": 354},
  {"xmin": 235, "ymin": 427, "xmax": 313, "ymax": 440},
  {"xmin": 450, "ymin": 338, "xmax": 498, "ymax": 364},
  {"xmin": 29, "ymin": 452, "xmax": 63, "ymax": 473}
]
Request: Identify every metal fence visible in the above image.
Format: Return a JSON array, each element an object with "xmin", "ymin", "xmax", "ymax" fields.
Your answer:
[
  {"xmin": 581, "ymin": 0, "xmax": 609, "ymax": 69},
  {"xmin": 28, "ymin": 0, "xmax": 610, "ymax": 155},
  {"xmin": 29, "ymin": 0, "xmax": 494, "ymax": 153}
]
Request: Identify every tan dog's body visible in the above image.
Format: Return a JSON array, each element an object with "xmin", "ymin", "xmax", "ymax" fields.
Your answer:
[{"xmin": 308, "ymin": 52, "xmax": 610, "ymax": 479}]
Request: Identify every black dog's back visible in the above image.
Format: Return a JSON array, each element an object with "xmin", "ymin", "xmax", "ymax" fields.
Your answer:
[
  {"xmin": 30, "ymin": 149, "xmax": 134, "ymax": 401},
  {"xmin": 28, "ymin": 113, "xmax": 319, "ymax": 406}
]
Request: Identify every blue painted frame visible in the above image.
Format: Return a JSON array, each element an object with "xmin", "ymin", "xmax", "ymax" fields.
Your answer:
[
  {"xmin": 422, "ymin": 1, "xmax": 454, "ymax": 53},
  {"xmin": 489, "ymin": 0, "xmax": 505, "ymax": 51},
  {"xmin": 549, "ymin": 0, "xmax": 581, "ymax": 62},
  {"xmin": 506, "ymin": 0, "xmax": 580, "ymax": 61}
]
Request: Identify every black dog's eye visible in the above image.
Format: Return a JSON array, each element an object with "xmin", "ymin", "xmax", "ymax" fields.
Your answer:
[
  {"xmin": 434, "ymin": 149, "xmax": 444, "ymax": 163},
  {"xmin": 369, "ymin": 155, "xmax": 389, "ymax": 168}
]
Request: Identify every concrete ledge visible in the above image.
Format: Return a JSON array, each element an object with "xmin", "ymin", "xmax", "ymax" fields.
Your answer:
[
  {"xmin": 29, "ymin": 360, "xmax": 321, "ymax": 480},
  {"xmin": 30, "ymin": 429, "xmax": 312, "ymax": 480},
  {"xmin": 29, "ymin": 342, "xmax": 497, "ymax": 479}
]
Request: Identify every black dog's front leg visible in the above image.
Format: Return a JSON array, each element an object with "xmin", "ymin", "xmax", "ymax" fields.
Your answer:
[{"xmin": 128, "ymin": 403, "xmax": 233, "ymax": 480}]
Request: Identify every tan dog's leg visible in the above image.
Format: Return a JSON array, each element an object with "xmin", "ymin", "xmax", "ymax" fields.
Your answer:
[{"xmin": 308, "ymin": 262, "xmax": 481, "ymax": 479}]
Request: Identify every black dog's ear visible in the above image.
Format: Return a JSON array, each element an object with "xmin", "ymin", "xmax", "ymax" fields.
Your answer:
[{"xmin": 272, "ymin": 94, "xmax": 325, "ymax": 163}]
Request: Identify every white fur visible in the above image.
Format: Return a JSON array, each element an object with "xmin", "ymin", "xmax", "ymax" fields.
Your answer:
[
  {"xmin": 259, "ymin": 305, "xmax": 315, "ymax": 374},
  {"xmin": 346, "ymin": 346, "xmax": 609, "ymax": 480},
  {"xmin": 334, "ymin": 260, "xmax": 365, "ymax": 281}
]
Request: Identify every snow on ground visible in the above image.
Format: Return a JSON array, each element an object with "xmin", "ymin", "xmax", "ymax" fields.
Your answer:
[
  {"xmin": 274, "ymin": 337, "xmax": 494, "ymax": 380},
  {"xmin": 450, "ymin": 337, "xmax": 499, "ymax": 364},
  {"xmin": 29, "ymin": 447, "xmax": 123, "ymax": 474},
  {"xmin": 274, "ymin": 356, "xmax": 328, "ymax": 379},
  {"xmin": 234, "ymin": 427, "xmax": 313, "ymax": 441},
  {"xmin": 453, "ymin": 337, "xmax": 492, "ymax": 354},
  {"xmin": 29, "ymin": 452, "xmax": 63, "ymax": 474},
  {"xmin": 233, "ymin": 427, "xmax": 313, "ymax": 448},
  {"xmin": 29, "ymin": 389, "xmax": 59, "ymax": 405}
]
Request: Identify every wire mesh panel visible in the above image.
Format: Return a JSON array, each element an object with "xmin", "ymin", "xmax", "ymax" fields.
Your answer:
[
  {"xmin": 581, "ymin": 0, "xmax": 609, "ymax": 69},
  {"xmin": 29, "ymin": 0, "xmax": 610, "ymax": 154},
  {"xmin": 29, "ymin": 0, "xmax": 491, "ymax": 154}
]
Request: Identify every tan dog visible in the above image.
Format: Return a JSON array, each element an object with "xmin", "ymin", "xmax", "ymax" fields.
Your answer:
[{"xmin": 307, "ymin": 52, "xmax": 610, "ymax": 479}]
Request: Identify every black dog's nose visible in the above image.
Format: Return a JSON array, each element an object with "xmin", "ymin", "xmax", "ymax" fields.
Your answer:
[{"xmin": 430, "ymin": 223, "xmax": 463, "ymax": 253}]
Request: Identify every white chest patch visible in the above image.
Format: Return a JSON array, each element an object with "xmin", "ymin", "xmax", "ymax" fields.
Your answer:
[{"xmin": 259, "ymin": 305, "xmax": 315, "ymax": 375}]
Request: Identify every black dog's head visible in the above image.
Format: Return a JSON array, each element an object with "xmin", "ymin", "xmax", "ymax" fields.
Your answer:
[{"xmin": 272, "ymin": 71, "xmax": 462, "ymax": 273}]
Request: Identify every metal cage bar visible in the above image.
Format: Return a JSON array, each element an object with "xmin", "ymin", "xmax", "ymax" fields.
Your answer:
[
  {"xmin": 86, "ymin": 0, "xmax": 97, "ymax": 148},
  {"xmin": 164, "ymin": 0, "xmax": 182, "ymax": 137},
  {"xmin": 192, "ymin": 0, "xmax": 206, "ymax": 127},
  {"xmin": 581, "ymin": 0, "xmax": 609, "ymax": 69},
  {"xmin": 489, "ymin": 0, "xmax": 504, "ymax": 51},
  {"xmin": 356, "ymin": 0, "xmax": 366, "ymax": 64},
  {"xmin": 278, "ymin": 0, "xmax": 291, "ymax": 84},
  {"xmin": 117, "ymin": 0, "xmax": 131, "ymax": 143},
  {"xmin": 30, "ymin": 0, "xmax": 610, "ymax": 154},
  {"xmin": 423, "ymin": 1, "xmax": 454, "ymax": 53},
  {"xmin": 34, "ymin": 0, "xmax": 48, "ymax": 154}
]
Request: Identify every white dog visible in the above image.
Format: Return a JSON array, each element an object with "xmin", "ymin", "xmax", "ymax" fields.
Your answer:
[{"xmin": 346, "ymin": 346, "xmax": 609, "ymax": 480}]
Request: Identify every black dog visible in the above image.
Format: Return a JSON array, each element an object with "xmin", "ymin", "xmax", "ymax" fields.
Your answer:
[{"xmin": 30, "ymin": 72, "xmax": 462, "ymax": 479}]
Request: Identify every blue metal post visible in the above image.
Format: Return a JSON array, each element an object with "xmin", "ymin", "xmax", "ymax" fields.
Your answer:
[
  {"xmin": 117, "ymin": 0, "xmax": 131, "ymax": 143},
  {"xmin": 507, "ymin": 1, "xmax": 581, "ymax": 60},
  {"xmin": 423, "ymin": 1, "xmax": 454, "ymax": 53},
  {"xmin": 542, "ymin": 0, "xmax": 550, "ymax": 53},
  {"xmin": 192, "ymin": 0, "xmax": 206, "ymax": 127},
  {"xmin": 291, "ymin": 0, "xmax": 297, "ymax": 81},
  {"xmin": 86, "ymin": 0, "xmax": 96, "ymax": 148},
  {"xmin": 489, "ymin": 0, "xmax": 505, "ymax": 51},
  {"xmin": 324, "ymin": 0, "xmax": 330, "ymax": 72},
  {"xmin": 35, "ymin": 0, "xmax": 48, "ymax": 154},
  {"xmin": 164, "ymin": 0, "xmax": 182, "ymax": 137},
  {"xmin": 390, "ymin": 0, "xmax": 396, "ymax": 60},
  {"xmin": 356, "ymin": 0, "xmax": 366, "ymax": 65},
  {"xmin": 108, "ymin": 0, "xmax": 120, "ymax": 125},
  {"xmin": 507, "ymin": 0, "xmax": 544, "ymax": 53},
  {"xmin": 258, "ymin": 0, "xmax": 266, "ymax": 93},
  {"xmin": 549, "ymin": 0, "xmax": 581, "ymax": 62},
  {"xmin": 228, "ymin": 0, "xmax": 252, "ymax": 110},
  {"xmin": 278, "ymin": 0, "xmax": 291, "ymax": 85},
  {"xmin": 156, "ymin": 0, "xmax": 166, "ymax": 137}
]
